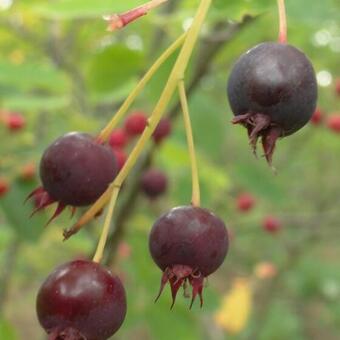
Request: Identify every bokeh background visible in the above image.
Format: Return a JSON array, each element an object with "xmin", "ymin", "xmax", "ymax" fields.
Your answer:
[{"xmin": 0, "ymin": 0, "xmax": 340, "ymax": 339}]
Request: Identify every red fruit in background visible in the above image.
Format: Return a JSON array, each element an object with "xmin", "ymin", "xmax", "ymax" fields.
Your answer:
[
  {"xmin": 310, "ymin": 108, "xmax": 323, "ymax": 125},
  {"xmin": 20, "ymin": 162, "xmax": 36, "ymax": 181},
  {"xmin": 263, "ymin": 216, "xmax": 281, "ymax": 233},
  {"xmin": 336, "ymin": 78, "xmax": 340, "ymax": 97},
  {"xmin": 327, "ymin": 114, "xmax": 340, "ymax": 133},
  {"xmin": 236, "ymin": 193, "xmax": 255, "ymax": 212},
  {"xmin": 5, "ymin": 113, "xmax": 25, "ymax": 131},
  {"xmin": 112, "ymin": 148, "xmax": 127, "ymax": 171},
  {"xmin": 141, "ymin": 168, "xmax": 167, "ymax": 199},
  {"xmin": 124, "ymin": 112, "xmax": 147, "ymax": 136},
  {"xmin": 0, "ymin": 178, "xmax": 9, "ymax": 197},
  {"xmin": 109, "ymin": 128, "xmax": 128, "ymax": 148},
  {"xmin": 152, "ymin": 117, "xmax": 172, "ymax": 144},
  {"xmin": 36, "ymin": 260, "xmax": 127, "ymax": 340},
  {"xmin": 149, "ymin": 206, "xmax": 229, "ymax": 308}
]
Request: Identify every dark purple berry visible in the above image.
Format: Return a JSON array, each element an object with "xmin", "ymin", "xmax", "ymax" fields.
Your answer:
[
  {"xmin": 149, "ymin": 206, "xmax": 229, "ymax": 308},
  {"xmin": 227, "ymin": 42, "xmax": 317, "ymax": 164},
  {"xmin": 152, "ymin": 118, "xmax": 172, "ymax": 144},
  {"xmin": 141, "ymin": 168, "xmax": 167, "ymax": 199},
  {"xmin": 36, "ymin": 260, "xmax": 127, "ymax": 340}
]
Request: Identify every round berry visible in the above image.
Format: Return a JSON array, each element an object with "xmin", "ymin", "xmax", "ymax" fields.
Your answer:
[
  {"xmin": 6, "ymin": 113, "xmax": 25, "ymax": 131},
  {"xmin": 263, "ymin": 216, "xmax": 281, "ymax": 233},
  {"xmin": 36, "ymin": 260, "xmax": 127, "ymax": 340},
  {"xmin": 141, "ymin": 169, "xmax": 167, "ymax": 199},
  {"xmin": 149, "ymin": 206, "xmax": 228, "ymax": 307},
  {"xmin": 112, "ymin": 148, "xmax": 127, "ymax": 171},
  {"xmin": 310, "ymin": 108, "xmax": 323, "ymax": 125},
  {"xmin": 227, "ymin": 42, "xmax": 317, "ymax": 164},
  {"xmin": 327, "ymin": 114, "xmax": 340, "ymax": 133},
  {"xmin": 124, "ymin": 112, "xmax": 147, "ymax": 136},
  {"xmin": 152, "ymin": 118, "xmax": 172, "ymax": 144},
  {"xmin": 109, "ymin": 129, "xmax": 128, "ymax": 149},
  {"xmin": 236, "ymin": 193, "xmax": 256, "ymax": 212},
  {"xmin": 40, "ymin": 132, "xmax": 117, "ymax": 206}
]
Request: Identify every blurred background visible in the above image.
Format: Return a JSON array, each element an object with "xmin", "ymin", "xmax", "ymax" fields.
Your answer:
[{"xmin": 0, "ymin": 0, "xmax": 340, "ymax": 339}]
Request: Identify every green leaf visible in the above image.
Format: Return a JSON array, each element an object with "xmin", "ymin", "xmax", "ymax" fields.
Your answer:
[{"xmin": 0, "ymin": 319, "xmax": 18, "ymax": 340}]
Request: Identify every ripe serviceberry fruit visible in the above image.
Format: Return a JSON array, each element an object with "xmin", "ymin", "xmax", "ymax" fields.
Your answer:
[
  {"xmin": 0, "ymin": 178, "xmax": 9, "ymax": 197},
  {"xmin": 36, "ymin": 260, "xmax": 126, "ymax": 340},
  {"xmin": 327, "ymin": 114, "xmax": 340, "ymax": 133},
  {"xmin": 141, "ymin": 168, "xmax": 167, "ymax": 199},
  {"xmin": 310, "ymin": 108, "xmax": 323, "ymax": 125},
  {"xmin": 227, "ymin": 42, "xmax": 317, "ymax": 164},
  {"xmin": 109, "ymin": 128, "xmax": 128, "ymax": 148},
  {"xmin": 112, "ymin": 148, "xmax": 127, "ymax": 170},
  {"xmin": 236, "ymin": 193, "xmax": 256, "ymax": 212},
  {"xmin": 149, "ymin": 206, "xmax": 229, "ymax": 308},
  {"xmin": 27, "ymin": 132, "xmax": 117, "ymax": 223},
  {"xmin": 5, "ymin": 113, "xmax": 25, "ymax": 131},
  {"xmin": 124, "ymin": 111, "xmax": 147, "ymax": 136},
  {"xmin": 263, "ymin": 216, "xmax": 281, "ymax": 233},
  {"xmin": 152, "ymin": 118, "xmax": 172, "ymax": 144}
]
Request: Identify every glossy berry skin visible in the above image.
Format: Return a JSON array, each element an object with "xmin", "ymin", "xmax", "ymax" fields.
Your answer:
[
  {"xmin": 6, "ymin": 113, "xmax": 25, "ymax": 131},
  {"xmin": 236, "ymin": 193, "xmax": 255, "ymax": 212},
  {"xmin": 124, "ymin": 112, "xmax": 147, "ymax": 136},
  {"xmin": 152, "ymin": 118, "xmax": 172, "ymax": 144},
  {"xmin": 227, "ymin": 42, "xmax": 317, "ymax": 164},
  {"xmin": 40, "ymin": 132, "xmax": 117, "ymax": 206},
  {"xmin": 149, "ymin": 206, "xmax": 229, "ymax": 308},
  {"xmin": 36, "ymin": 260, "xmax": 127, "ymax": 340},
  {"xmin": 327, "ymin": 114, "xmax": 340, "ymax": 133},
  {"xmin": 109, "ymin": 129, "xmax": 128, "ymax": 149},
  {"xmin": 263, "ymin": 216, "xmax": 281, "ymax": 233},
  {"xmin": 310, "ymin": 108, "xmax": 323, "ymax": 125},
  {"xmin": 0, "ymin": 178, "xmax": 9, "ymax": 197},
  {"xmin": 141, "ymin": 169, "xmax": 167, "ymax": 199}
]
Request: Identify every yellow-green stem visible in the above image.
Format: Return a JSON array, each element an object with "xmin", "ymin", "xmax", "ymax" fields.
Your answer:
[
  {"xmin": 98, "ymin": 32, "xmax": 187, "ymax": 142},
  {"xmin": 277, "ymin": 0, "xmax": 287, "ymax": 43},
  {"xmin": 178, "ymin": 80, "xmax": 200, "ymax": 206},
  {"xmin": 68, "ymin": 0, "xmax": 212, "ymax": 237},
  {"xmin": 92, "ymin": 185, "xmax": 120, "ymax": 263}
]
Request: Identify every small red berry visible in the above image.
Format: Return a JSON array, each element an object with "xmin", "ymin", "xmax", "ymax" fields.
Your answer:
[
  {"xmin": 124, "ymin": 112, "xmax": 147, "ymax": 136},
  {"xmin": 263, "ymin": 216, "xmax": 281, "ymax": 233},
  {"xmin": 327, "ymin": 114, "xmax": 340, "ymax": 133},
  {"xmin": 152, "ymin": 118, "xmax": 172, "ymax": 144},
  {"xmin": 0, "ymin": 178, "xmax": 9, "ymax": 197},
  {"xmin": 335, "ymin": 78, "xmax": 340, "ymax": 97},
  {"xmin": 20, "ymin": 162, "xmax": 36, "ymax": 181},
  {"xmin": 36, "ymin": 260, "xmax": 127, "ymax": 340},
  {"xmin": 310, "ymin": 108, "xmax": 323, "ymax": 125},
  {"xmin": 109, "ymin": 128, "xmax": 128, "ymax": 148},
  {"xmin": 5, "ymin": 113, "xmax": 25, "ymax": 131},
  {"xmin": 236, "ymin": 193, "xmax": 256, "ymax": 212},
  {"xmin": 112, "ymin": 148, "xmax": 127, "ymax": 170},
  {"xmin": 141, "ymin": 168, "xmax": 167, "ymax": 199}
]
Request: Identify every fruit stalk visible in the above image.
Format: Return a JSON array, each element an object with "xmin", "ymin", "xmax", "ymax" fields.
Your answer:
[
  {"xmin": 277, "ymin": 0, "xmax": 287, "ymax": 43},
  {"xmin": 178, "ymin": 80, "xmax": 200, "ymax": 207},
  {"xmin": 65, "ymin": 0, "xmax": 213, "ymax": 239}
]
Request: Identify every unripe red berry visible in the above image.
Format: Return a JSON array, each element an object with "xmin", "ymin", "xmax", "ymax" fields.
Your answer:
[
  {"xmin": 5, "ymin": 113, "xmax": 25, "ymax": 131},
  {"xmin": 152, "ymin": 118, "xmax": 172, "ymax": 144},
  {"xmin": 124, "ymin": 112, "xmax": 147, "ymax": 136},
  {"xmin": 327, "ymin": 114, "xmax": 340, "ymax": 133},
  {"xmin": 236, "ymin": 193, "xmax": 256, "ymax": 212},
  {"xmin": 141, "ymin": 168, "xmax": 167, "ymax": 199},
  {"xmin": 109, "ymin": 129, "xmax": 128, "ymax": 148},
  {"xmin": 112, "ymin": 148, "xmax": 127, "ymax": 170},
  {"xmin": 0, "ymin": 178, "xmax": 9, "ymax": 197},
  {"xmin": 310, "ymin": 108, "xmax": 323, "ymax": 125},
  {"xmin": 263, "ymin": 216, "xmax": 281, "ymax": 233},
  {"xmin": 20, "ymin": 162, "xmax": 36, "ymax": 181}
]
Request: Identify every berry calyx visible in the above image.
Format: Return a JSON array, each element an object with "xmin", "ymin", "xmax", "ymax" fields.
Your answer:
[
  {"xmin": 327, "ymin": 114, "xmax": 340, "ymax": 133},
  {"xmin": 124, "ymin": 112, "xmax": 148, "ymax": 136},
  {"xmin": 0, "ymin": 178, "xmax": 9, "ymax": 197},
  {"xmin": 263, "ymin": 216, "xmax": 282, "ymax": 233},
  {"xmin": 149, "ymin": 206, "xmax": 229, "ymax": 308},
  {"xmin": 27, "ymin": 132, "xmax": 117, "ymax": 224},
  {"xmin": 310, "ymin": 108, "xmax": 324, "ymax": 125},
  {"xmin": 109, "ymin": 129, "xmax": 128, "ymax": 149},
  {"xmin": 36, "ymin": 260, "xmax": 127, "ymax": 340},
  {"xmin": 141, "ymin": 168, "xmax": 167, "ymax": 199},
  {"xmin": 5, "ymin": 112, "xmax": 26, "ymax": 131},
  {"xmin": 152, "ymin": 117, "xmax": 172, "ymax": 144},
  {"xmin": 227, "ymin": 42, "xmax": 317, "ymax": 165},
  {"xmin": 236, "ymin": 193, "xmax": 256, "ymax": 212}
]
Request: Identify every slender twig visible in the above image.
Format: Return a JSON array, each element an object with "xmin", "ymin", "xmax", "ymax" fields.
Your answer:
[{"xmin": 277, "ymin": 0, "xmax": 287, "ymax": 43}]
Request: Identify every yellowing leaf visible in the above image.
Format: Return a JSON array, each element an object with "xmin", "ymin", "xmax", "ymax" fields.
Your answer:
[{"xmin": 214, "ymin": 278, "xmax": 252, "ymax": 334}]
